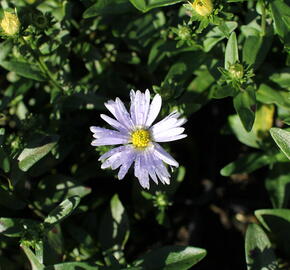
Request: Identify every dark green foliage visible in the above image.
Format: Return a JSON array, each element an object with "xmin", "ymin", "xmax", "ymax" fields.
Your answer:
[{"xmin": 0, "ymin": 0, "xmax": 289, "ymax": 269}]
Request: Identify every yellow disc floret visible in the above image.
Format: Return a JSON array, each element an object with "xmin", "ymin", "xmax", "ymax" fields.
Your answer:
[
  {"xmin": 0, "ymin": 11, "xmax": 20, "ymax": 36},
  {"xmin": 131, "ymin": 129, "xmax": 151, "ymax": 148}
]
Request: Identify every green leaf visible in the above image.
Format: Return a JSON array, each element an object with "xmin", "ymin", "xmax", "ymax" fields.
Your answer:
[
  {"xmin": 44, "ymin": 262, "xmax": 99, "ymax": 270},
  {"xmin": 83, "ymin": 0, "xmax": 134, "ymax": 18},
  {"xmin": 0, "ymin": 147, "xmax": 10, "ymax": 173},
  {"xmin": 220, "ymin": 152, "xmax": 273, "ymax": 176},
  {"xmin": 203, "ymin": 22, "xmax": 238, "ymax": 52},
  {"xmin": 245, "ymin": 224, "xmax": 277, "ymax": 270},
  {"xmin": 18, "ymin": 135, "xmax": 59, "ymax": 172},
  {"xmin": 228, "ymin": 114, "xmax": 260, "ymax": 148},
  {"xmin": 270, "ymin": 128, "xmax": 290, "ymax": 160},
  {"xmin": 265, "ymin": 164, "xmax": 290, "ymax": 208},
  {"xmin": 21, "ymin": 245, "xmax": 44, "ymax": 270},
  {"xmin": 0, "ymin": 60, "xmax": 46, "ymax": 81},
  {"xmin": 211, "ymin": 85, "xmax": 237, "ymax": 99},
  {"xmin": 242, "ymin": 27, "xmax": 273, "ymax": 70},
  {"xmin": 270, "ymin": 0, "xmax": 290, "ymax": 47},
  {"xmin": 0, "ymin": 218, "xmax": 39, "ymax": 237},
  {"xmin": 255, "ymin": 209, "xmax": 290, "ymax": 257},
  {"xmin": 129, "ymin": 0, "xmax": 183, "ymax": 12},
  {"xmin": 133, "ymin": 246, "xmax": 206, "ymax": 270},
  {"xmin": 44, "ymin": 196, "xmax": 80, "ymax": 230},
  {"xmin": 269, "ymin": 68, "xmax": 290, "ymax": 89},
  {"xmin": 225, "ymin": 32, "xmax": 239, "ymax": 69},
  {"xmin": 256, "ymin": 84, "xmax": 290, "ymax": 110},
  {"xmin": 233, "ymin": 87, "xmax": 256, "ymax": 132},
  {"xmin": 0, "ymin": 40, "xmax": 13, "ymax": 62},
  {"xmin": 34, "ymin": 175, "xmax": 91, "ymax": 212},
  {"xmin": 98, "ymin": 194, "xmax": 129, "ymax": 261}
]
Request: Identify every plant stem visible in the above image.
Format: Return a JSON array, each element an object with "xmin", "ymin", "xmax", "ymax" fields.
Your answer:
[
  {"xmin": 260, "ymin": 0, "xmax": 266, "ymax": 36},
  {"xmin": 20, "ymin": 36, "xmax": 64, "ymax": 93}
]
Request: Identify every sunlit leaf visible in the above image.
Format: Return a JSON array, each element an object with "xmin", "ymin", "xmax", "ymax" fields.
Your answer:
[
  {"xmin": 44, "ymin": 196, "xmax": 80, "ymax": 230},
  {"xmin": 270, "ymin": 128, "xmax": 290, "ymax": 160},
  {"xmin": 18, "ymin": 135, "xmax": 59, "ymax": 172},
  {"xmin": 245, "ymin": 224, "xmax": 277, "ymax": 270},
  {"xmin": 133, "ymin": 246, "xmax": 206, "ymax": 269}
]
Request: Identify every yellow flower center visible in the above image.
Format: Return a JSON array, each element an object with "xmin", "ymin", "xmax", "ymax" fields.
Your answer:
[
  {"xmin": 0, "ymin": 12, "xmax": 20, "ymax": 36},
  {"xmin": 131, "ymin": 129, "xmax": 151, "ymax": 148},
  {"xmin": 191, "ymin": 0, "xmax": 213, "ymax": 16}
]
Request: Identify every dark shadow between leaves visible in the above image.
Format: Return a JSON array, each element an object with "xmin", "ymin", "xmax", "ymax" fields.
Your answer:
[
  {"xmin": 247, "ymin": 247, "xmax": 279, "ymax": 270},
  {"xmin": 260, "ymin": 214, "xmax": 290, "ymax": 258}
]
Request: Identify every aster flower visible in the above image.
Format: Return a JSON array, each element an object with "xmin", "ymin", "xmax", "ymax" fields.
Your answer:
[{"xmin": 90, "ymin": 90, "xmax": 187, "ymax": 189}]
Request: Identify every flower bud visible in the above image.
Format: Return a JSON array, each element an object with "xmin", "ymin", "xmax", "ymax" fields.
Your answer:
[
  {"xmin": 0, "ymin": 11, "xmax": 20, "ymax": 36},
  {"xmin": 191, "ymin": 0, "xmax": 213, "ymax": 16},
  {"xmin": 178, "ymin": 26, "xmax": 191, "ymax": 40},
  {"xmin": 228, "ymin": 63, "xmax": 244, "ymax": 79}
]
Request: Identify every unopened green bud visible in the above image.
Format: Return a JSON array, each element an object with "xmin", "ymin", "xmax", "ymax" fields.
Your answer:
[
  {"xmin": 228, "ymin": 63, "xmax": 244, "ymax": 79},
  {"xmin": 178, "ymin": 26, "xmax": 191, "ymax": 40},
  {"xmin": 32, "ymin": 11, "xmax": 48, "ymax": 29},
  {"xmin": 154, "ymin": 191, "xmax": 171, "ymax": 209},
  {"xmin": 191, "ymin": 0, "xmax": 213, "ymax": 16},
  {"xmin": 0, "ymin": 11, "xmax": 20, "ymax": 36}
]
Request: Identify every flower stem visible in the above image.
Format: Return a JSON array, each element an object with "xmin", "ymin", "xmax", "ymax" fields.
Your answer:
[
  {"xmin": 20, "ymin": 36, "xmax": 64, "ymax": 93},
  {"xmin": 260, "ymin": 0, "xmax": 267, "ymax": 36}
]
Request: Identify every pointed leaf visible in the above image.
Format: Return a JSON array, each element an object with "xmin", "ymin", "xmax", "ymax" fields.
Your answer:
[
  {"xmin": 220, "ymin": 152, "xmax": 272, "ymax": 176},
  {"xmin": 0, "ymin": 218, "xmax": 39, "ymax": 237},
  {"xmin": 225, "ymin": 32, "xmax": 239, "ymax": 69},
  {"xmin": 133, "ymin": 246, "xmax": 206, "ymax": 269},
  {"xmin": 233, "ymin": 87, "xmax": 256, "ymax": 132},
  {"xmin": 255, "ymin": 209, "xmax": 290, "ymax": 256},
  {"xmin": 98, "ymin": 194, "xmax": 129, "ymax": 260},
  {"xmin": 18, "ymin": 135, "xmax": 59, "ymax": 172},
  {"xmin": 270, "ymin": 128, "xmax": 290, "ymax": 160},
  {"xmin": 21, "ymin": 245, "xmax": 44, "ymax": 270},
  {"xmin": 44, "ymin": 196, "xmax": 80, "ymax": 230},
  {"xmin": 129, "ymin": 0, "xmax": 183, "ymax": 12},
  {"xmin": 83, "ymin": 0, "xmax": 134, "ymax": 18},
  {"xmin": 44, "ymin": 262, "xmax": 100, "ymax": 270},
  {"xmin": 0, "ymin": 60, "xmax": 46, "ymax": 81},
  {"xmin": 245, "ymin": 224, "xmax": 277, "ymax": 270},
  {"xmin": 265, "ymin": 164, "xmax": 290, "ymax": 208}
]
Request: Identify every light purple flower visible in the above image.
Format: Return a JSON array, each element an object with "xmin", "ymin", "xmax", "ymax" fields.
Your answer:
[{"xmin": 90, "ymin": 89, "xmax": 187, "ymax": 189}]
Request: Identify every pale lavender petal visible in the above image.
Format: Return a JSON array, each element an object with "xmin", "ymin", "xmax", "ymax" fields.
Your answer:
[
  {"xmin": 104, "ymin": 99, "xmax": 134, "ymax": 131},
  {"xmin": 130, "ymin": 89, "xmax": 151, "ymax": 126},
  {"xmin": 134, "ymin": 154, "xmax": 150, "ymax": 189},
  {"xmin": 145, "ymin": 93, "xmax": 162, "ymax": 127},
  {"xmin": 115, "ymin": 98, "xmax": 134, "ymax": 129},
  {"xmin": 151, "ymin": 153, "xmax": 170, "ymax": 185},
  {"xmin": 91, "ymin": 137, "xmax": 128, "ymax": 146},
  {"xmin": 129, "ymin": 90, "xmax": 137, "ymax": 124},
  {"xmin": 101, "ymin": 146, "xmax": 134, "ymax": 171},
  {"xmin": 154, "ymin": 134, "xmax": 187, "ymax": 142},
  {"xmin": 99, "ymin": 146, "xmax": 127, "ymax": 161},
  {"xmin": 150, "ymin": 117, "xmax": 178, "ymax": 134},
  {"xmin": 153, "ymin": 143, "xmax": 179, "ymax": 167},
  {"xmin": 101, "ymin": 152, "xmax": 122, "ymax": 169},
  {"xmin": 152, "ymin": 127, "xmax": 185, "ymax": 142},
  {"xmin": 143, "ymin": 150, "xmax": 158, "ymax": 184},
  {"xmin": 91, "ymin": 127, "xmax": 128, "ymax": 139},
  {"xmin": 118, "ymin": 149, "xmax": 137, "ymax": 180},
  {"xmin": 100, "ymin": 114, "xmax": 128, "ymax": 133}
]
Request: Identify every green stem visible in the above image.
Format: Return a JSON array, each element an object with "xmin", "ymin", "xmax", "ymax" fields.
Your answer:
[
  {"xmin": 20, "ymin": 36, "xmax": 64, "ymax": 93},
  {"xmin": 260, "ymin": 0, "xmax": 266, "ymax": 36}
]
